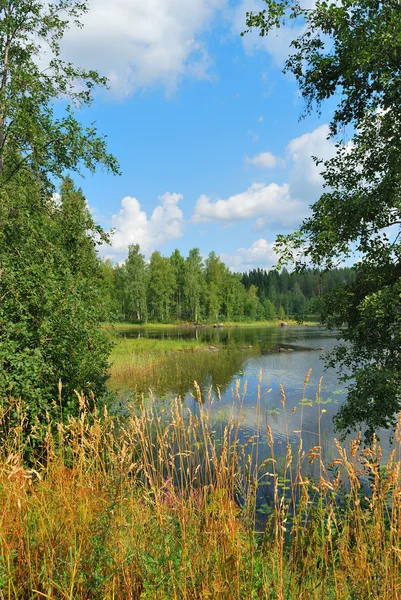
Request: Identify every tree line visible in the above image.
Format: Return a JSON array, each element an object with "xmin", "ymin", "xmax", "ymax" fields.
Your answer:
[{"xmin": 100, "ymin": 244, "xmax": 355, "ymax": 324}]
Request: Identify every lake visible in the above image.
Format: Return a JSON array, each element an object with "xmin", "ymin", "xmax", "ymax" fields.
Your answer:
[{"xmin": 113, "ymin": 325, "xmax": 394, "ymax": 470}]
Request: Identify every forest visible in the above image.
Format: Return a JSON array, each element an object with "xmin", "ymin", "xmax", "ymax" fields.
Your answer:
[{"xmin": 101, "ymin": 243, "xmax": 355, "ymax": 323}]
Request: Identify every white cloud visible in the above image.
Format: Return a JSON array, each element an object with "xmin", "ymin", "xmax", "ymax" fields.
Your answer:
[
  {"xmin": 102, "ymin": 127, "xmax": 336, "ymax": 264},
  {"xmin": 192, "ymin": 182, "xmax": 304, "ymax": 226},
  {"xmin": 61, "ymin": 0, "xmax": 226, "ymax": 95},
  {"xmin": 192, "ymin": 124, "xmax": 336, "ymax": 228},
  {"xmin": 220, "ymin": 238, "xmax": 278, "ymax": 271},
  {"xmin": 106, "ymin": 192, "xmax": 184, "ymax": 259},
  {"xmin": 287, "ymin": 124, "xmax": 335, "ymax": 201},
  {"xmin": 232, "ymin": 0, "xmax": 316, "ymax": 64},
  {"xmin": 252, "ymin": 217, "xmax": 268, "ymax": 231},
  {"xmin": 245, "ymin": 151, "xmax": 285, "ymax": 169}
]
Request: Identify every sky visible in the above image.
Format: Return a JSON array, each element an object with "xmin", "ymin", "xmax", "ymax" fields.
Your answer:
[{"xmin": 60, "ymin": 0, "xmax": 337, "ymax": 271}]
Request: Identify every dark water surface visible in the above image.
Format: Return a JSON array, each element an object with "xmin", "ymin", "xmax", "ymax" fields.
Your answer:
[{"xmin": 116, "ymin": 325, "xmax": 394, "ymax": 465}]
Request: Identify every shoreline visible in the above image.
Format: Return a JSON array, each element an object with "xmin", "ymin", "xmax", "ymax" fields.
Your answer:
[{"xmin": 104, "ymin": 318, "xmax": 320, "ymax": 331}]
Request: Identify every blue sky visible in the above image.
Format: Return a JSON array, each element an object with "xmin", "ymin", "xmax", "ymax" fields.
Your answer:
[{"xmin": 61, "ymin": 0, "xmax": 336, "ymax": 270}]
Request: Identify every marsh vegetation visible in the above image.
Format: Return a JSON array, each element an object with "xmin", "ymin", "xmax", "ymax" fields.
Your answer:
[{"xmin": 2, "ymin": 377, "xmax": 401, "ymax": 599}]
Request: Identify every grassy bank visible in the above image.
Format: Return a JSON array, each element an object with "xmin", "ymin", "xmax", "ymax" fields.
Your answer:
[
  {"xmin": 1, "ymin": 382, "xmax": 401, "ymax": 599},
  {"xmin": 110, "ymin": 336, "xmax": 211, "ymax": 368},
  {"xmin": 108, "ymin": 336, "xmax": 256, "ymax": 395},
  {"xmin": 105, "ymin": 318, "xmax": 320, "ymax": 331},
  {"xmin": 108, "ymin": 336, "xmax": 212, "ymax": 391}
]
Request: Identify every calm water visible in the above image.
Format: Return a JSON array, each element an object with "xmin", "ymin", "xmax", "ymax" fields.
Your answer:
[{"xmin": 115, "ymin": 325, "xmax": 394, "ymax": 466}]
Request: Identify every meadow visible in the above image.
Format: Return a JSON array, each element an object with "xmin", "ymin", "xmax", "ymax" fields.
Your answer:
[{"xmin": 1, "ymin": 375, "xmax": 401, "ymax": 599}]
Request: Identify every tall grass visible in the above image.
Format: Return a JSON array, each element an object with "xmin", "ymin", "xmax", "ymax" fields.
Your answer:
[{"xmin": 1, "ymin": 378, "xmax": 401, "ymax": 599}]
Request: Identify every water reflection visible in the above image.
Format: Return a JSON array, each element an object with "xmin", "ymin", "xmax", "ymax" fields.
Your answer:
[
  {"xmin": 114, "ymin": 325, "xmax": 394, "ymax": 464},
  {"xmin": 119, "ymin": 324, "xmax": 330, "ymax": 348}
]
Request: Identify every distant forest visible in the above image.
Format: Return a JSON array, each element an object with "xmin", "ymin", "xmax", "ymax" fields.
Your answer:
[{"xmin": 100, "ymin": 244, "xmax": 355, "ymax": 323}]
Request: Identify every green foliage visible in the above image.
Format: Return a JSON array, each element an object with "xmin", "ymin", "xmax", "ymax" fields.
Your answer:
[
  {"xmin": 148, "ymin": 251, "xmax": 176, "ymax": 322},
  {"xmin": 262, "ymin": 297, "xmax": 276, "ymax": 321},
  {"xmin": 98, "ymin": 259, "xmax": 120, "ymax": 321},
  {"xmin": 244, "ymin": 284, "xmax": 260, "ymax": 320},
  {"xmin": 169, "ymin": 248, "xmax": 185, "ymax": 320},
  {"xmin": 244, "ymin": 0, "xmax": 401, "ymax": 437},
  {"xmin": 116, "ymin": 244, "xmax": 148, "ymax": 322},
  {"xmin": 0, "ymin": 175, "xmax": 112, "ymax": 429},
  {"xmin": 205, "ymin": 251, "xmax": 226, "ymax": 320},
  {"xmin": 0, "ymin": 0, "xmax": 119, "ymax": 185},
  {"xmin": 103, "ymin": 244, "xmax": 353, "ymax": 324},
  {"xmin": 277, "ymin": 305, "xmax": 286, "ymax": 321},
  {"xmin": 0, "ymin": 0, "xmax": 118, "ymax": 435},
  {"xmin": 184, "ymin": 248, "xmax": 205, "ymax": 322}
]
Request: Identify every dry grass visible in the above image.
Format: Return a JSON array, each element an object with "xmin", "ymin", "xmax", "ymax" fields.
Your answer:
[{"xmin": 1, "ymin": 377, "xmax": 401, "ymax": 599}]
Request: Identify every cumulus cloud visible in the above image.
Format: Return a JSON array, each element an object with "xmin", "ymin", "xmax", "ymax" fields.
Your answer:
[
  {"xmin": 287, "ymin": 124, "xmax": 335, "ymax": 201},
  {"xmin": 220, "ymin": 238, "xmax": 278, "ymax": 271},
  {"xmin": 192, "ymin": 124, "xmax": 336, "ymax": 228},
  {"xmin": 61, "ymin": 0, "xmax": 226, "ymax": 95},
  {"xmin": 193, "ymin": 182, "xmax": 305, "ymax": 226},
  {"xmin": 245, "ymin": 151, "xmax": 285, "ymax": 169},
  {"xmin": 102, "ymin": 126, "xmax": 336, "ymax": 264},
  {"xmin": 106, "ymin": 192, "xmax": 184, "ymax": 260}
]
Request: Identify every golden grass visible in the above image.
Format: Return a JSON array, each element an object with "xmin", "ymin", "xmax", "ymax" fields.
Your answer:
[{"xmin": 1, "ymin": 378, "xmax": 401, "ymax": 599}]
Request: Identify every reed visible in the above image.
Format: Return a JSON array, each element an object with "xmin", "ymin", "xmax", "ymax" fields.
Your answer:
[{"xmin": 1, "ymin": 379, "xmax": 401, "ymax": 599}]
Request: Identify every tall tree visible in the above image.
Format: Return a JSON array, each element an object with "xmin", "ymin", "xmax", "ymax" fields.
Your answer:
[
  {"xmin": 262, "ymin": 297, "xmax": 276, "ymax": 321},
  {"xmin": 223, "ymin": 273, "xmax": 246, "ymax": 321},
  {"xmin": 98, "ymin": 259, "xmax": 119, "ymax": 322},
  {"xmin": 184, "ymin": 249, "xmax": 205, "ymax": 322},
  {"xmin": 170, "ymin": 249, "xmax": 185, "ymax": 321},
  {"xmin": 125, "ymin": 244, "xmax": 148, "ymax": 322},
  {"xmin": 148, "ymin": 252, "xmax": 176, "ymax": 322},
  {"xmin": 0, "ymin": 0, "xmax": 118, "ymax": 185},
  {"xmin": 113, "ymin": 264, "xmax": 129, "ymax": 321},
  {"xmin": 205, "ymin": 251, "xmax": 225, "ymax": 321},
  {"xmin": 245, "ymin": 0, "xmax": 401, "ymax": 436},
  {"xmin": 244, "ymin": 284, "xmax": 260, "ymax": 321},
  {"xmin": 0, "ymin": 0, "xmax": 119, "ymax": 432},
  {"xmin": 0, "ymin": 174, "xmax": 111, "ymax": 426}
]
